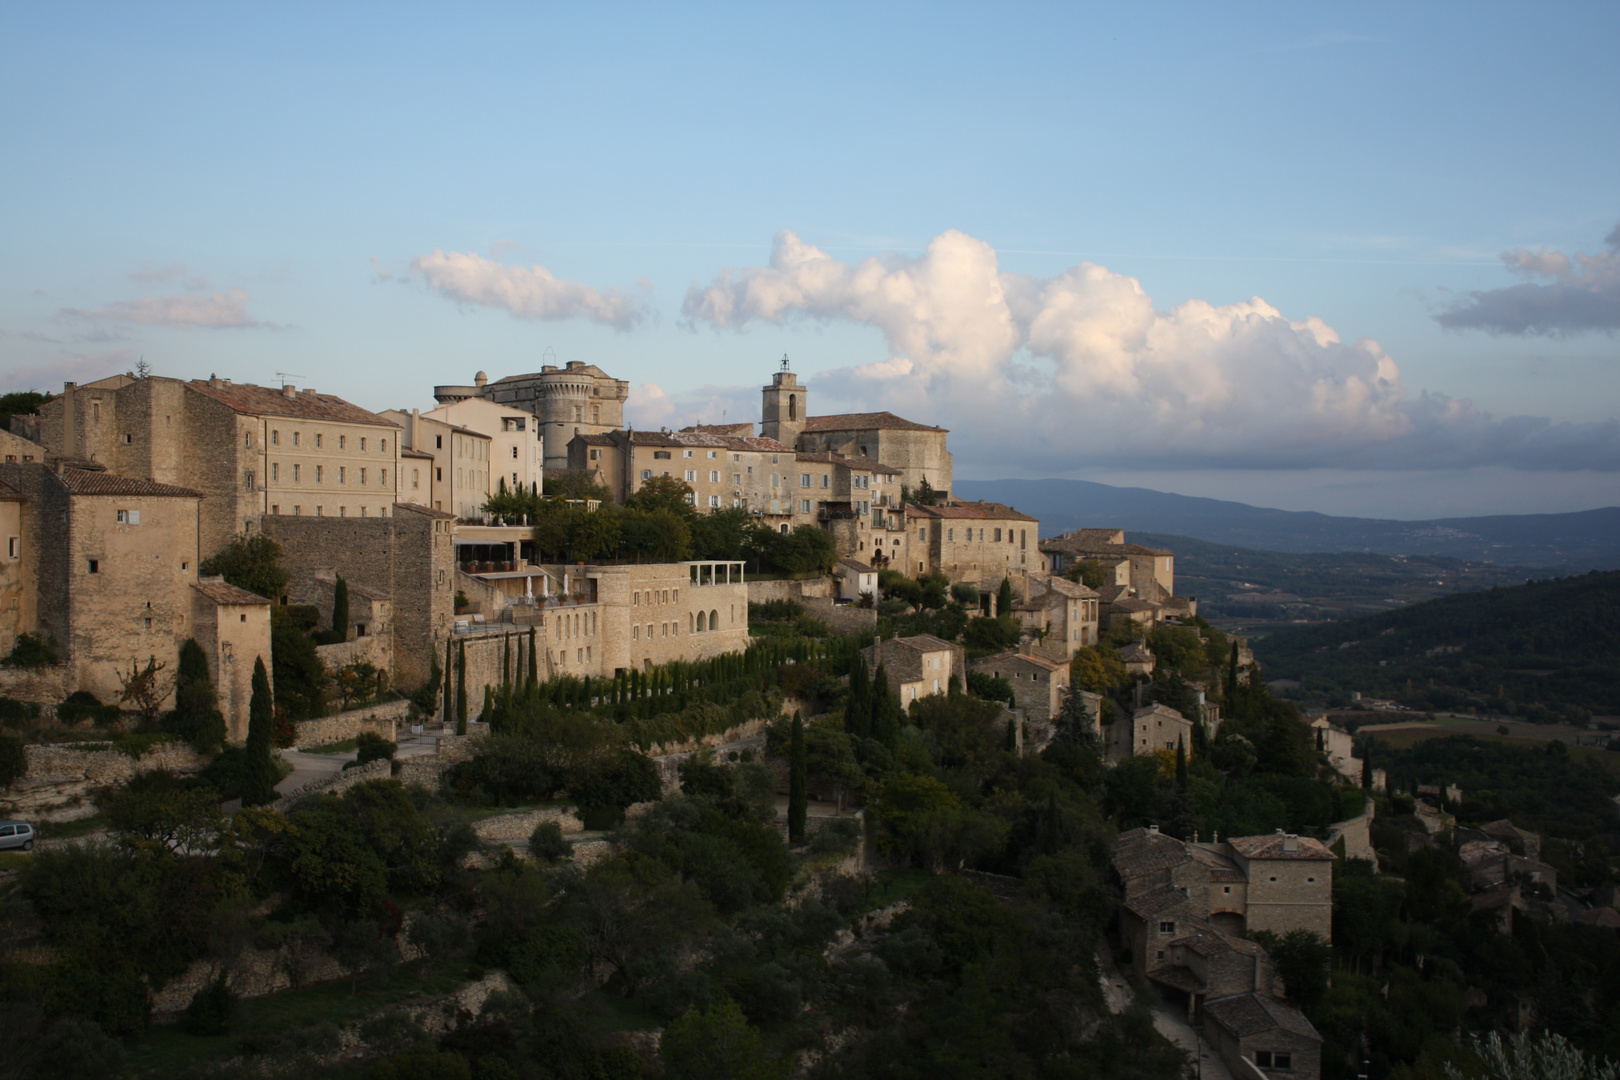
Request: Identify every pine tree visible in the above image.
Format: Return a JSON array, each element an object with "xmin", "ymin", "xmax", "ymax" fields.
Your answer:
[
  {"xmin": 443, "ymin": 637, "xmax": 454, "ymax": 724},
  {"xmin": 241, "ymin": 657, "xmax": 276, "ymax": 806},
  {"xmin": 456, "ymin": 640, "xmax": 468, "ymax": 735},
  {"xmin": 788, "ymin": 712, "xmax": 807, "ymax": 844},
  {"xmin": 527, "ymin": 626, "xmax": 538, "ymax": 684},
  {"xmin": 997, "ymin": 576, "xmax": 1013, "ymax": 617},
  {"xmin": 331, "ymin": 576, "xmax": 349, "ymax": 642}
]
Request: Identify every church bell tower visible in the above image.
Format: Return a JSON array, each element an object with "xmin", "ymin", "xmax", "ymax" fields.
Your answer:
[{"xmin": 760, "ymin": 354, "xmax": 807, "ymax": 447}]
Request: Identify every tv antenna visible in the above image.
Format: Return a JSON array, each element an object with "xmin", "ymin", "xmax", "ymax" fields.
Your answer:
[{"xmin": 276, "ymin": 372, "xmax": 306, "ymax": 386}]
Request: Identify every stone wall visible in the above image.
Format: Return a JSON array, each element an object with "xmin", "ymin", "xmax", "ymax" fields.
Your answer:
[
  {"xmin": 272, "ymin": 756, "xmax": 392, "ymax": 810},
  {"xmin": 746, "ymin": 576, "xmax": 835, "ymax": 603},
  {"xmin": 291, "ymin": 699, "xmax": 411, "ymax": 749},
  {"xmin": 2, "ymin": 739, "xmax": 207, "ymax": 819},
  {"xmin": 802, "ymin": 596, "xmax": 877, "ymax": 635},
  {"xmin": 472, "ymin": 806, "xmax": 586, "ymax": 845},
  {"xmin": 0, "ymin": 664, "xmax": 73, "ymax": 706},
  {"xmin": 314, "ymin": 633, "xmax": 389, "ymax": 675}
]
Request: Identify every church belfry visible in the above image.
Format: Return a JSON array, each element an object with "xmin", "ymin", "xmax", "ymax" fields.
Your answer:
[{"xmin": 760, "ymin": 354, "xmax": 807, "ymax": 447}]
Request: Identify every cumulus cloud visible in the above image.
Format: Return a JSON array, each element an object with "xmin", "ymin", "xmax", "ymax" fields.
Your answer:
[
  {"xmin": 1436, "ymin": 224, "xmax": 1620, "ymax": 335},
  {"xmin": 0, "ymin": 350, "xmax": 136, "ymax": 394},
  {"xmin": 410, "ymin": 250, "xmax": 647, "ymax": 330},
  {"xmin": 63, "ymin": 289, "xmax": 267, "ymax": 330},
  {"xmin": 682, "ymin": 229, "xmax": 1620, "ymax": 471},
  {"xmin": 623, "ymin": 382, "xmax": 758, "ymax": 432}
]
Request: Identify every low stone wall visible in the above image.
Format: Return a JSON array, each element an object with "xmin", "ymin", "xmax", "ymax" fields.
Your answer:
[
  {"xmin": 314, "ymin": 634, "xmax": 389, "ymax": 675},
  {"xmin": 292, "ymin": 699, "xmax": 412, "ymax": 749},
  {"xmin": 803, "ymin": 596, "xmax": 877, "ymax": 635},
  {"xmin": 273, "ymin": 757, "xmax": 392, "ymax": 810},
  {"xmin": 1, "ymin": 739, "xmax": 208, "ymax": 820},
  {"xmin": 0, "ymin": 664, "xmax": 74, "ymax": 707},
  {"xmin": 746, "ymin": 575, "xmax": 835, "ymax": 603},
  {"xmin": 473, "ymin": 806, "xmax": 585, "ymax": 845},
  {"xmin": 396, "ymin": 757, "xmax": 453, "ymax": 789}
]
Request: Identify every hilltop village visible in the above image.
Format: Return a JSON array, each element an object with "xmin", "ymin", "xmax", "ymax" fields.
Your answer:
[{"xmin": 0, "ymin": 358, "xmax": 1614, "ymax": 1080}]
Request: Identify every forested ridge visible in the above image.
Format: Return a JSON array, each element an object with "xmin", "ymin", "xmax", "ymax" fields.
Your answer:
[{"xmin": 1255, "ymin": 571, "xmax": 1620, "ymax": 717}]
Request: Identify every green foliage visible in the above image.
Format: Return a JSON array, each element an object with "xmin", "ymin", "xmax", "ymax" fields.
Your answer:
[
  {"xmin": 241, "ymin": 657, "xmax": 278, "ymax": 806},
  {"xmin": 181, "ymin": 976, "xmax": 239, "ymax": 1035},
  {"xmin": 1065, "ymin": 559, "xmax": 1112, "ymax": 588},
  {"xmin": 996, "ymin": 576, "xmax": 1013, "ymax": 616},
  {"xmin": 332, "ymin": 575, "xmax": 350, "ymax": 640},
  {"xmin": 355, "ymin": 730, "xmax": 397, "ymax": 766},
  {"xmin": 200, "ymin": 533, "xmax": 290, "ymax": 602},
  {"xmin": 284, "ymin": 780, "xmax": 442, "ymax": 917},
  {"xmin": 0, "ymin": 388, "xmax": 52, "ymax": 431},
  {"xmin": 166, "ymin": 638, "xmax": 226, "ymax": 750},
  {"xmin": 660, "ymin": 997, "xmax": 778, "ymax": 1080},
  {"xmin": 0, "ymin": 731, "xmax": 25, "ymax": 788},
  {"xmin": 787, "ymin": 713, "xmax": 807, "ymax": 844},
  {"xmin": 965, "ymin": 670, "xmax": 1014, "ymax": 706},
  {"xmin": 962, "ymin": 614, "xmax": 1020, "ymax": 652},
  {"xmin": 527, "ymin": 820, "xmax": 571, "ymax": 862},
  {"xmin": 271, "ymin": 606, "xmax": 328, "ymax": 720},
  {"xmin": 3, "ymin": 631, "xmax": 59, "ymax": 668},
  {"xmin": 0, "ymin": 692, "xmax": 41, "ymax": 727}
]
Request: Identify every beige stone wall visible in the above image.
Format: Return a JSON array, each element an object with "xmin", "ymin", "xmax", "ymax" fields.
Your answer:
[
  {"xmin": 0, "ymin": 664, "xmax": 73, "ymax": 706},
  {"xmin": 924, "ymin": 518, "xmax": 1038, "ymax": 586},
  {"xmin": 801, "ymin": 596, "xmax": 877, "ymax": 635},
  {"xmin": 589, "ymin": 561, "xmax": 749, "ymax": 677},
  {"xmin": 796, "ymin": 426, "xmax": 951, "ymax": 495},
  {"xmin": 291, "ymin": 699, "xmax": 410, "ymax": 748},
  {"xmin": 0, "ymin": 498, "xmax": 27, "ymax": 656},
  {"xmin": 191, "ymin": 595, "xmax": 273, "ymax": 744},
  {"xmin": 1233, "ymin": 856, "xmax": 1333, "ymax": 941}
]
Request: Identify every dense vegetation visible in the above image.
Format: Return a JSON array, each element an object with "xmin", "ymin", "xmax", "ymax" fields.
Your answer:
[{"xmin": 1255, "ymin": 570, "xmax": 1620, "ymax": 718}]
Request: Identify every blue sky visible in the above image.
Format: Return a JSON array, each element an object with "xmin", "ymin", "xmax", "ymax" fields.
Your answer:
[{"xmin": 3, "ymin": 2, "xmax": 1617, "ymax": 518}]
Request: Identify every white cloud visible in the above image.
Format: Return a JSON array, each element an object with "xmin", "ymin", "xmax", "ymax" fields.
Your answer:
[
  {"xmin": 624, "ymin": 382, "xmax": 675, "ymax": 429},
  {"xmin": 63, "ymin": 288, "xmax": 266, "ymax": 330},
  {"xmin": 683, "ymin": 229, "xmax": 1620, "ymax": 471},
  {"xmin": 410, "ymin": 249, "xmax": 647, "ymax": 330}
]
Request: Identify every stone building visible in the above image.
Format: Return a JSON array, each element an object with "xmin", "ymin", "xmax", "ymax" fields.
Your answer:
[
  {"xmin": 569, "ymin": 428, "xmax": 799, "ymax": 514},
  {"xmin": 433, "ymin": 363, "xmax": 628, "ymax": 471},
  {"xmin": 387, "ymin": 397, "xmax": 544, "ymax": 510},
  {"xmin": 1041, "ymin": 529, "xmax": 1175, "ymax": 601},
  {"xmin": 970, "ymin": 648, "xmax": 1070, "ymax": 721},
  {"xmin": 262, "ymin": 502, "xmax": 457, "ymax": 689},
  {"xmin": 1147, "ymin": 916, "xmax": 1281, "ymax": 1018},
  {"xmin": 35, "ymin": 374, "xmax": 404, "ymax": 560},
  {"xmin": 1110, "ymin": 703, "xmax": 1194, "ymax": 760},
  {"xmin": 380, "ymin": 408, "xmax": 493, "ymax": 520},
  {"xmin": 862, "ymin": 634, "xmax": 964, "ymax": 708},
  {"xmin": 1008, "ymin": 573, "xmax": 1099, "ymax": 660},
  {"xmin": 0, "ymin": 460, "xmax": 272, "ymax": 739},
  {"xmin": 905, "ymin": 500, "xmax": 1042, "ymax": 585},
  {"xmin": 1202, "ymin": 993, "xmax": 1323, "ymax": 1080}
]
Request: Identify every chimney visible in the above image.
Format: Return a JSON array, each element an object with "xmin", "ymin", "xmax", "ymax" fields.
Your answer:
[
  {"xmin": 282, "ymin": 385, "xmax": 297, "ymax": 399},
  {"xmin": 1148, "ymin": 824, "xmax": 1159, "ymax": 835}
]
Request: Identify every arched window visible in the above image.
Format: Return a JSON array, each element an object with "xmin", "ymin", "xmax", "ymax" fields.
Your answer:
[
  {"xmin": 698, "ymin": 611, "xmax": 708, "ymax": 631},
  {"xmin": 788, "ymin": 394, "xmax": 796, "ymax": 420},
  {"xmin": 710, "ymin": 609, "xmax": 719, "ymax": 631}
]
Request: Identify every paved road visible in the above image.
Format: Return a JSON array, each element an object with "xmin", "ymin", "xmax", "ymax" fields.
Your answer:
[
  {"xmin": 1154, "ymin": 1005, "xmax": 1233, "ymax": 1080},
  {"xmin": 274, "ymin": 732, "xmax": 444, "ymax": 796}
]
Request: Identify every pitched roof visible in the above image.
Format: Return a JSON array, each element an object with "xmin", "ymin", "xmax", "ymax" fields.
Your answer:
[
  {"xmin": 682, "ymin": 422, "xmax": 755, "ymax": 436},
  {"xmin": 1125, "ymin": 884, "xmax": 1196, "ymax": 918},
  {"xmin": 186, "ymin": 380, "xmax": 398, "ymax": 428},
  {"xmin": 1169, "ymin": 919, "xmax": 1267, "ymax": 959},
  {"xmin": 1133, "ymin": 704, "xmax": 1186, "ymax": 723},
  {"xmin": 907, "ymin": 499, "xmax": 1037, "ymax": 522},
  {"xmin": 1036, "ymin": 576, "xmax": 1097, "ymax": 600},
  {"xmin": 1114, "ymin": 827, "xmax": 1195, "ymax": 880},
  {"xmin": 838, "ymin": 558, "xmax": 876, "ymax": 574},
  {"xmin": 401, "ymin": 448, "xmax": 436, "ymax": 460},
  {"xmin": 1228, "ymin": 832, "xmax": 1336, "ymax": 861},
  {"xmin": 1203, "ymin": 993, "xmax": 1321, "ymax": 1041},
  {"xmin": 971, "ymin": 649, "xmax": 1064, "ymax": 673},
  {"xmin": 1042, "ymin": 531, "xmax": 1171, "ymax": 557},
  {"xmin": 1112, "ymin": 597, "xmax": 1161, "ymax": 613},
  {"xmin": 394, "ymin": 501, "xmax": 457, "ymax": 520},
  {"xmin": 802, "ymin": 411, "xmax": 946, "ymax": 434},
  {"xmin": 61, "ymin": 467, "xmax": 201, "ymax": 498},
  {"xmin": 191, "ymin": 578, "xmax": 271, "ymax": 605},
  {"xmin": 1119, "ymin": 641, "xmax": 1155, "ymax": 662}
]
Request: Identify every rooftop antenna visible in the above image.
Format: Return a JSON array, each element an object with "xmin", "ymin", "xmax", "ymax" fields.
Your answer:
[
  {"xmin": 276, "ymin": 372, "xmax": 306, "ymax": 386},
  {"xmin": 542, "ymin": 346, "xmax": 558, "ymax": 365},
  {"xmin": 779, "ymin": 352, "xmax": 791, "ymax": 373}
]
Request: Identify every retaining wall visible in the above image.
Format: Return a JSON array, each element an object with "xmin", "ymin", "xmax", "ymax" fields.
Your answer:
[
  {"xmin": 746, "ymin": 576, "xmax": 835, "ymax": 603},
  {"xmin": 291, "ymin": 699, "xmax": 412, "ymax": 749},
  {"xmin": 272, "ymin": 757, "xmax": 393, "ymax": 810},
  {"xmin": 472, "ymin": 806, "xmax": 586, "ymax": 845},
  {"xmin": 2, "ymin": 739, "xmax": 208, "ymax": 820},
  {"xmin": 0, "ymin": 665, "xmax": 74, "ymax": 707},
  {"xmin": 802, "ymin": 596, "xmax": 878, "ymax": 635},
  {"xmin": 314, "ymin": 634, "xmax": 390, "ymax": 675}
]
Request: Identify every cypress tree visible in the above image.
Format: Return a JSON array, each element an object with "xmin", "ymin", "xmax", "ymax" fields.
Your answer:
[
  {"xmin": 331, "ymin": 576, "xmax": 350, "ymax": 641},
  {"xmin": 241, "ymin": 657, "xmax": 276, "ymax": 806},
  {"xmin": 171, "ymin": 637, "xmax": 225, "ymax": 749},
  {"xmin": 1005, "ymin": 716, "xmax": 1019, "ymax": 753},
  {"xmin": 1361, "ymin": 743, "xmax": 1373, "ymax": 790},
  {"xmin": 788, "ymin": 712, "xmax": 807, "ymax": 844},
  {"xmin": 846, "ymin": 653, "xmax": 872, "ymax": 740},
  {"xmin": 1227, "ymin": 641, "xmax": 1239, "ymax": 710},
  {"xmin": 1192, "ymin": 718, "xmax": 1211, "ymax": 759},
  {"xmin": 502, "ymin": 634, "xmax": 511, "ymax": 687},
  {"xmin": 527, "ymin": 627, "xmax": 538, "ymax": 684},
  {"xmin": 443, "ymin": 637, "xmax": 454, "ymax": 724},
  {"xmin": 871, "ymin": 664, "xmax": 901, "ymax": 747},
  {"xmin": 482, "ymin": 683, "xmax": 494, "ymax": 724},
  {"xmin": 996, "ymin": 576, "xmax": 1013, "ymax": 617},
  {"xmin": 1175, "ymin": 735, "xmax": 1188, "ymax": 789},
  {"xmin": 514, "ymin": 635, "xmax": 523, "ymax": 686},
  {"xmin": 456, "ymin": 640, "xmax": 468, "ymax": 735}
]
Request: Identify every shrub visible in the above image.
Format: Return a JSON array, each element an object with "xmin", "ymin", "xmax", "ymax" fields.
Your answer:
[
  {"xmin": 0, "ymin": 695, "xmax": 40, "ymax": 728},
  {"xmin": 0, "ymin": 733, "xmax": 25, "ymax": 788},
  {"xmin": 528, "ymin": 820, "xmax": 571, "ymax": 862},
  {"xmin": 182, "ymin": 976, "xmax": 239, "ymax": 1035},
  {"xmin": 355, "ymin": 731, "xmax": 397, "ymax": 765},
  {"xmin": 3, "ymin": 632, "xmax": 58, "ymax": 668}
]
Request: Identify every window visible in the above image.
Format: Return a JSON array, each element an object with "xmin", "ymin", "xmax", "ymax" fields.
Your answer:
[
  {"xmin": 87, "ymin": 559, "xmax": 99, "ymax": 573},
  {"xmin": 799, "ymin": 500, "xmax": 811, "ymax": 513},
  {"xmin": 822, "ymin": 474, "xmax": 831, "ymax": 488},
  {"xmin": 512, "ymin": 446, "xmax": 518, "ymax": 458},
  {"xmin": 709, "ymin": 495, "xmax": 720, "ymax": 507},
  {"xmin": 144, "ymin": 617, "xmax": 152, "ymax": 628},
  {"xmin": 317, "ymin": 434, "xmax": 324, "ymax": 448},
  {"xmin": 7, "ymin": 538, "xmax": 17, "ymax": 558},
  {"xmin": 918, "ymin": 527, "xmax": 927, "ymax": 540},
  {"xmin": 684, "ymin": 449, "xmax": 694, "ymax": 458},
  {"xmin": 339, "ymin": 467, "xmax": 346, "ymax": 484},
  {"xmin": 799, "ymin": 474, "xmax": 811, "ymax": 487},
  {"xmin": 948, "ymin": 528, "xmax": 954, "ymax": 541},
  {"xmin": 359, "ymin": 468, "xmax": 367, "ymax": 485},
  {"xmin": 436, "ymin": 434, "xmax": 443, "ymax": 449},
  {"xmin": 709, "ymin": 470, "xmax": 719, "ymax": 482},
  {"xmin": 272, "ymin": 429, "xmax": 280, "ymax": 446},
  {"xmin": 339, "ymin": 506, "xmax": 346, "ymax": 517},
  {"xmin": 707, "ymin": 450, "xmax": 716, "ymax": 458},
  {"xmin": 115, "ymin": 509, "xmax": 140, "ymax": 524},
  {"xmin": 293, "ymin": 505, "xmax": 301, "ymax": 515},
  {"xmin": 771, "ymin": 474, "xmax": 779, "ymax": 487},
  {"xmin": 293, "ymin": 431, "xmax": 300, "ymax": 447},
  {"xmin": 381, "ymin": 439, "xmax": 386, "ymax": 452},
  {"xmin": 435, "ymin": 467, "xmax": 443, "ymax": 482},
  {"xmin": 684, "ymin": 470, "xmax": 697, "ymax": 482},
  {"xmin": 360, "ymin": 437, "xmax": 366, "ymax": 451},
  {"xmin": 271, "ymin": 505, "xmax": 279, "ymax": 515},
  {"xmin": 293, "ymin": 464, "xmax": 301, "ymax": 482},
  {"xmin": 1255, "ymin": 1053, "xmax": 1291, "ymax": 1070},
  {"xmin": 381, "ymin": 468, "xmax": 387, "ymax": 486},
  {"xmin": 272, "ymin": 462, "xmax": 279, "ymax": 482},
  {"xmin": 316, "ymin": 506, "xmax": 323, "ymax": 516},
  {"xmin": 315, "ymin": 465, "xmax": 323, "ymax": 483},
  {"xmin": 654, "ymin": 450, "xmax": 672, "ymax": 459},
  {"xmin": 641, "ymin": 469, "xmax": 652, "ymax": 480},
  {"xmin": 732, "ymin": 473, "xmax": 741, "ymax": 485},
  {"xmin": 1158, "ymin": 921, "xmax": 1176, "ymax": 934},
  {"xmin": 994, "ymin": 528, "xmax": 1002, "ymax": 541}
]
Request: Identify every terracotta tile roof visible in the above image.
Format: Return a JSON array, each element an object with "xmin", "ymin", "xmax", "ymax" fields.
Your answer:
[
  {"xmin": 1169, "ymin": 919, "xmax": 1266, "ymax": 959},
  {"xmin": 971, "ymin": 650, "xmax": 1064, "ymax": 673},
  {"xmin": 1112, "ymin": 597, "xmax": 1161, "ymax": 613},
  {"xmin": 1133, "ymin": 704, "xmax": 1186, "ymax": 723},
  {"xmin": 1037, "ymin": 576, "xmax": 1097, "ymax": 600},
  {"xmin": 907, "ymin": 499, "xmax": 1037, "ymax": 522},
  {"xmin": 186, "ymin": 380, "xmax": 399, "ymax": 428},
  {"xmin": 1125, "ymin": 884, "xmax": 1195, "ymax": 918},
  {"xmin": 794, "ymin": 450, "xmax": 905, "ymax": 474},
  {"xmin": 1119, "ymin": 642, "xmax": 1155, "ymax": 662},
  {"xmin": 1203, "ymin": 993, "xmax": 1321, "ymax": 1042},
  {"xmin": 191, "ymin": 578, "xmax": 271, "ymax": 605},
  {"xmin": 574, "ymin": 433, "xmax": 617, "ymax": 446},
  {"xmin": 1228, "ymin": 832, "xmax": 1336, "ymax": 861},
  {"xmin": 682, "ymin": 422, "xmax": 755, "ymax": 437},
  {"xmin": 1114, "ymin": 828, "xmax": 1195, "ymax": 880},
  {"xmin": 395, "ymin": 501, "xmax": 457, "ymax": 520},
  {"xmin": 1097, "ymin": 584, "xmax": 1132, "ymax": 603},
  {"xmin": 61, "ymin": 467, "xmax": 201, "ymax": 498},
  {"xmin": 838, "ymin": 558, "xmax": 876, "ymax": 573},
  {"xmin": 0, "ymin": 478, "xmax": 22, "ymax": 502},
  {"xmin": 401, "ymin": 448, "xmax": 436, "ymax": 460},
  {"xmin": 802, "ymin": 411, "xmax": 946, "ymax": 434}
]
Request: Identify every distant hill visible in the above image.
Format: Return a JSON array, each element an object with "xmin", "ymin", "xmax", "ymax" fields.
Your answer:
[
  {"xmin": 1252, "ymin": 570, "xmax": 1620, "ymax": 719},
  {"xmin": 952, "ymin": 477, "xmax": 1620, "ymax": 571}
]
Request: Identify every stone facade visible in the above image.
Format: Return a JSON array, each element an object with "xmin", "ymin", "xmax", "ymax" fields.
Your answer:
[
  {"xmin": 435, "ymin": 362, "xmax": 628, "ymax": 472},
  {"xmin": 380, "ymin": 409, "xmax": 492, "ymax": 519},
  {"xmin": 1202, "ymin": 993, "xmax": 1323, "ymax": 1080},
  {"xmin": 1041, "ymin": 531, "xmax": 1176, "ymax": 603},
  {"xmin": 1116, "ymin": 703, "xmax": 1195, "ymax": 760},
  {"xmin": 419, "ymin": 397, "xmax": 544, "ymax": 503},
  {"xmin": 796, "ymin": 412, "xmax": 953, "ymax": 496},
  {"xmin": 863, "ymin": 634, "xmax": 964, "ymax": 708},
  {"xmin": 190, "ymin": 578, "xmax": 274, "ymax": 743},
  {"xmin": 35, "ymin": 375, "xmax": 403, "ymax": 560},
  {"xmin": 263, "ymin": 503, "xmax": 456, "ymax": 689},
  {"xmin": 971, "ymin": 649, "xmax": 1070, "ymax": 721},
  {"xmin": 906, "ymin": 500, "xmax": 1042, "ymax": 585},
  {"xmin": 290, "ymin": 699, "xmax": 410, "ymax": 749},
  {"xmin": 3, "ymin": 739, "xmax": 207, "ymax": 819}
]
